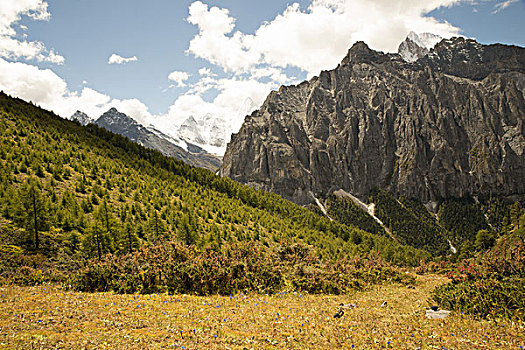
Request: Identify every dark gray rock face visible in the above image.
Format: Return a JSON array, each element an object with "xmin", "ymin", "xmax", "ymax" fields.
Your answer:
[
  {"xmin": 221, "ymin": 38, "xmax": 525, "ymax": 207},
  {"xmin": 96, "ymin": 108, "xmax": 221, "ymax": 171}
]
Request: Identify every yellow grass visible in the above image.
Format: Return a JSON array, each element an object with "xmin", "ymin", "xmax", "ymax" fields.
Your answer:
[{"xmin": 0, "ymin": 275, "xmax": 523, "ymax": 349}]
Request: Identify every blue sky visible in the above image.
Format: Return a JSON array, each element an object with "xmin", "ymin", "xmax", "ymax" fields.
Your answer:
[{"xmin": 0, "ymin": 0, "xmax": 523, "ymax": 154}]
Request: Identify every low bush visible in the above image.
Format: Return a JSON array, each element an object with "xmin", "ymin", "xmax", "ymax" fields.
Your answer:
[
  {"xmin": 70, "ymin": 241, "xmax": 414, "ymax": 295},
  {"xmin": 432, "ymin": 278, "xmax": 525, "ymax": 321},
  {"xmin": 432, "ymin": 232, "xmax": 525, "ymax": 321}
]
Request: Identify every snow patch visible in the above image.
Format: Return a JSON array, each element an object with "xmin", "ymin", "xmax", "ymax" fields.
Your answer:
[
  {"xmin": 448, "ymin": 239, "xmax": 457, "ymax": 254},
  {"xmin": 398, "ymin": 31, "xmax": 443, "ymax": 63},
  {"xmin": 309, "ymin": 192, "xmax": 332, "ymax": 221},
  {"xmin": 407, "ymin": 31, "xmax": 443, "ymax": 50},
  {"xmin": 333, "ymin": 189, "xmax": 396, "ymax": 241}
]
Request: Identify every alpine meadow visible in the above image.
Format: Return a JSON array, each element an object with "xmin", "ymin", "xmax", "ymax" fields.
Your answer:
[{"xmin": 1, "ymin": 0, "xmax": 525, "ymax": 349}]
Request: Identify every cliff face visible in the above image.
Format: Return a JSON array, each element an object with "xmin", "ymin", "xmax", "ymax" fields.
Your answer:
[{"xmin": 220, "ymin": 38, "xmax": 525, "ymax": 208}]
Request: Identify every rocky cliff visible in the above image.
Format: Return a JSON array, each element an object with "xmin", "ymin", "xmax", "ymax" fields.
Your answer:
[{"xmin": 221, "ymin": 38, "xmax": 525, "ymax": 208}]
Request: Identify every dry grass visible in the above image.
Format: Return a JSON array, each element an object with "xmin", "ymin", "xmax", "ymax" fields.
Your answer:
[{"xmin": 0, "ymin": 275, "xmax": 523, "ymax": 349}]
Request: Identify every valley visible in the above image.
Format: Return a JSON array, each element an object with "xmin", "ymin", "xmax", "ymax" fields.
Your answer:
[
  {"xmin": 1, "ymin": 28, "xmax": 524, "ymax": 350},
  {"xmin": 2, "ymin": 275, "xmax": 524, "ymax": 349}
]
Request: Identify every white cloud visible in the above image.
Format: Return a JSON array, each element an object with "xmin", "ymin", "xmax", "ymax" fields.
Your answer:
[
  {"xmin": 187, "ymin": 1, "xmax": 235, "ymax": 35},
  {"xmin": 492, "ymin": 0, "xmax": 518, "ymax": 13},
  {"xmin": 186, "ymin": 0, "xmax": 462, "ymax": 76},
  {"xmin": 198, "ymin": 67, "xmax": 216, "ymax": 77},
  {"xmin": 164, "ymin": 75, "xmax": 274, "ymax": 128},
  {"xmin": 0, "ymin": 57, "xmax": 153, "ymax": 125},
  {"xmin": 169, "ymin": 0, "xmax": 464, "ymax": 150},
  {"xmin": 186, "ymin": 1, "xmax": 260, "ymax": 72},
  {"xmin": 0, "ymin": 0, "xmax": 64, "ymax": 63},
  {"xmin": 108, "ymin": 54, "xmax": 138, "ymax": 64},
  {"xmin": 0, "ymin": 57, "xmax": 67, "ymax": 106},
  {"xmin": 253, "ymin": 0, "xmax": 462, "ymax": 74},
  {"xmin": 0, "ymin": 0, "xmax": 49, "ymax": 36},
  {"xmin": 168, "ymin": 71, "xmax": 190, "ymax": 87}
]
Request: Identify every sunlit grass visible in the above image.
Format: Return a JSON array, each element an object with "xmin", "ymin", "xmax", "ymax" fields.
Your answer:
[{"xmin": 0, "ymin": 275, "xmax": 523, "ymax": 349}]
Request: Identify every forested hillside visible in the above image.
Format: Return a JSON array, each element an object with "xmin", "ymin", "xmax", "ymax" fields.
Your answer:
[{"xmin": 0, "ymin": 93, "xmax": 431, "ymax": 294}]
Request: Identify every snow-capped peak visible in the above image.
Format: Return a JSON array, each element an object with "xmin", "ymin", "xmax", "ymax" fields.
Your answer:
[
  {"xmin": 407, "ymin": 31, "xmax": 443, "ymax": 50},
  {"xmin": 398, "ymin": 31, "xmax": 443, "ymax": 62},
  {"xmin": 70, "ymin": 110, "xmax": 93, "ymax": 126}
]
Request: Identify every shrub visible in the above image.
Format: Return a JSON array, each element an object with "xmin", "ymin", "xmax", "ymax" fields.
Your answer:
[
  {"xmin": 432, "ymin": 278, "xmax": 525, "ymax": 321},
  {"xmin": 71, "ymin": 241, "xmax": 413, "ymax": 295}
]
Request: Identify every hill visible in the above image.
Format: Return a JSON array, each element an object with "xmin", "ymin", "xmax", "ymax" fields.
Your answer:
[{"xmin": 0, "ymin": 92, "xmax": 430, "ymax": 294}]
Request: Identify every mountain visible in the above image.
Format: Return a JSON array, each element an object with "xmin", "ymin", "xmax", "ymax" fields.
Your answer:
[
  {"xmin": 398, "ymin": 31, "xmax": 443, "ymax": 62},
  {"xmin": 221, "ymin": 38, "xmax": 525, "ymax": 211},
  {"xmin": 70, "ymin": 110, "xmax": 93, "ymax": 126},
  {"xmin": 177, "ymin": 114, "xmax": 226, "ymax": 150},
  {"xmin": 234, "ymin": 97, "xmax": 258, "ymax": 132},
  {"xmin": 178, "ymin": 116, "xmax": 206, "ymax": 145},
  {"xmin": 175, "ymin": 98, "xmax": 258, "ymax": 156},
  {"xmin": 95, "ymin": 108, "xmax": 221, "ymax": 171}
]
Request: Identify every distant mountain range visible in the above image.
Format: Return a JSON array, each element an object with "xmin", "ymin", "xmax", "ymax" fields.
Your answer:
[{"xmin": 71, "ymin": 108, "xmax": 221, "ymax": 171}]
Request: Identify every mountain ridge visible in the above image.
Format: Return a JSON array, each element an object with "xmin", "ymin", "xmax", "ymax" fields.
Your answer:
[
  {"xmin": 220, "ymin": 37, "xmax": 525, "ymax": 209},
  {"xmin": 71, "ymin": 108, "xmax": 221, "ymax": 171}
]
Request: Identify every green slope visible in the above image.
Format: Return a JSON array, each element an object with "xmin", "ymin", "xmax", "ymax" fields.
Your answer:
[
  {"xmin": 369, "ymin": 190, "xmax": 450, "ymax": 256},
  {"xmin": 0, "ymin": 93, "xmax": 430, "ymax": 275}
]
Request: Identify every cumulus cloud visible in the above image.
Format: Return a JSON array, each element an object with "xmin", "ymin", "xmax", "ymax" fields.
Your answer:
[
  {"xmin": 0, "ymin": 57, "xmax": 67, "ymax": 106},
  {"xmin": 0, "ymin": 0, "xmax": 64, "ymax": 63},
  {"xmin": 167, "ymin": 0, "xmax": 464, "ymax": 150},
  {"xmin": 198, "ymin": 67, "xmax": 216, "ymax": 77},
  {"xmin": 186, "ymin": 1, "xmax": 260, "ymax": 72},
  {"xmin": 166, "ymin": 76, "xmax": 270, "ymax": 125},
  {"xmin": 186, "ymin": 0, "xmax": 462, "ymax": 76},
  {"xmin": 108, "ymin": 54, "xmax": 138, "ymax": 64},
  {"xmin": 168, "ymin": 71, "xmax": 190, "ymax": 87},
  {"xmin": 0, "ymin": 57, "xmax": 153, "ymax": 125}
]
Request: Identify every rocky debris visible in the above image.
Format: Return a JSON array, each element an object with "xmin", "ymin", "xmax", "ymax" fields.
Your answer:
[
  {"xmin": 221, "ymin": 38, "xmax": 525, "ymax": 207},
  {"xmin": 425, "ymin": 309, "xmax": 451, "ymax": 319}
]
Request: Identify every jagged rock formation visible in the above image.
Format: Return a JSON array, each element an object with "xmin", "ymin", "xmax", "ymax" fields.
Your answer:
[
  {"xmin": 221, "ymin": 38, "xmax": 525, "ymax": 208},
  {"xmin": 70, "ymin": 111, "xmax": 93, "ymax": 126},
  {"xmin": 96, "ymin": 108, "xmax": 221, "ymax": 170}
]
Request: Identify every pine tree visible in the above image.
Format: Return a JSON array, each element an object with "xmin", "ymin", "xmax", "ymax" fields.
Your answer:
[{"xmin": 19, "ymin": 178, "xmax": 48, "ymax": 250}]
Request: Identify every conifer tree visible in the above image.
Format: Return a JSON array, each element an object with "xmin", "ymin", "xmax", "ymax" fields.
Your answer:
[{"xmin": 19, "ymin": 178, "xmax": 48, "ymax": 250}]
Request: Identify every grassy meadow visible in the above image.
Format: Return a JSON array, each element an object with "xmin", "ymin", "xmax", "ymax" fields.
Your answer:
[{"xmin": 1, "ymin": 274, "xmax": 523, "ymax": 349}]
